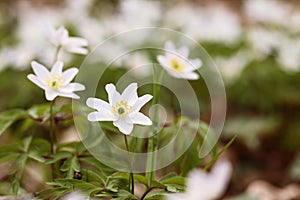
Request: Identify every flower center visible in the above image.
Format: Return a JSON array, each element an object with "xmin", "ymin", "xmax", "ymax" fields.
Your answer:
[
  {"xmin": 170, "ymin": 57, "xmax": 186, "ymax": 73},
  {"xmin": 46, "ymin": 74, "xmax": 66, "ymax": 90},
  {"xmin": 112, "ymin": 100, "xmax": 132, "ymax": 117}
]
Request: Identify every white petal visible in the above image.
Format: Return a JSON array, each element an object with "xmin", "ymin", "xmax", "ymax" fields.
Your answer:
[
  {"xmin": 105, "ymin": 83, "xmax": 121, "ymax": 105},
  {"xmin": 121, "ymin": 83, "xmax": 138, "ymax": 105},
  {"xmin": 113, "ymin": 119, "xmax": 134, "ymax": 135},
  {"xmin": 56, "ymin": 26, "xmax": 69, "ymax": 44},
  {"xmin": 62, "ymin": 68, "xmax": 78, "ymax": 84},
  {"xmin": 67, "ymin": 37, "xmax": 88, "ymax": 47},
  {"xmin": 190, "ymin": 58, "xmax": 202, "ymax": 70},
  {"xmin": 59, "ymin": 83, "xmax": 85, "ymax": 93},
  {"xmin": 51, "ymin": 61, "xmax": 64, "ymax": 75},
  {"xmin": 87, "ymin": 111, "xmax": 115, "ymax": 122},
  {"xmin": 163, "ymin": 66, "xmax": 183, "ymax": 78},
  {"xmin": 57, "ymin": 92, "xmax": 80, "ymax": 99},
  {"xmin": 181, "ymin": 72, "xmax": 199, "ymax": 80},
  {"xmin": 211, "ymin": 160, "xmax": 232, "ymax": 196},
  {"xmin": 157, "ymin": 55, "xmax": 169, "ymax": 68},
  {"xmin": 128, "ymin": 112, "xmax": 152, "ymax": 125},
  {"xmin": 31, "ymin": 61, "xmax": 50, "ymax": 83},
  {"xmin": 132, "ymin": 94, "xmax": 153, "ymax": 112},
  {"xmin": 27, "ymin": 74, "xmax": 46, "ymax": 90},
  {"xmin": 64, "ymin": 37, "xmax": 88, "ymax": 55},
  {"xmin": 86, "ymin": 97, "xmax": 111, "ymax": 111},
  {"xmin": 166, "ymin": 194, "xmax": 186, "ymax": 200},
  {"xmin": 45, "ymin": 90, "xmax": 58, "ymax": 101},
  {"xmin": 165, "ymin": 41, "xmax": 176, "ymax": 52},
  {"xmin": 64, "ymin": 47, "xmax": 88, "ymax": 55},
  {"xmin": 178, "ymin": 46, "xmax": 189, "ymax": 58}
]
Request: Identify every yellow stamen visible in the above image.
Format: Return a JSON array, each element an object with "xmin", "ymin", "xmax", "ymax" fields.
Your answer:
[
  {"xmin": 46, "ymin": 74, "xmax": 66, "ymax": 90},
  {"xmin": 170, "ymin": 57, "xmax": 186, "ymax": 73},
  {"xmin": 112, "ymin": 100, "xmax": 132, "ymax": 117}
]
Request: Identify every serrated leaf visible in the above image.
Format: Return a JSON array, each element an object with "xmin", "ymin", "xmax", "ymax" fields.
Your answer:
[
  {"xmin": 21, "ymin": 136, "xmax": 32, "ymax": 152},
  {"xmin": 0, "ymin": 109, "xmax": 27, "ymax": 135},
  {"xmin": 159, "ymin": 173, "xmax": 186, "ymax": 186},
  {"xmin": 11, "ymin": 175, "xmax": 20, "ymax": 195},
  {"xmin": 113, "ymin": 189, "xmax": 138, "ymax": 200},
  {"xmin": 46, "ymin": 151, "xmax": 72, "ymax": 164},
  {"xmin": 143, "ymin": 189, "xmax": 167, "ymax": 200},
  {"xmin": 81, "ymin": 169, "xmax": 105, "ymax": 186},
  {"xmin": 60, "ymin": 156, "xmax": 80, "ymax": 178},
  {"xmin": 28, "ymin": 149, "xmax": 46, "ymax": 163},
  {"xmin": 28, "ymin": 104, "xmax": 62, "ymax": 123}
]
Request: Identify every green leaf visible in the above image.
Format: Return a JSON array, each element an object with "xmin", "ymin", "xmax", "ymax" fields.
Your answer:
[
  {"xmin": 10, "ymin": 175, "xmax": 20, "ymax": 195},
  {"xmin": 45, "ymin": 151, "xmax": 72, "ymax": 164},
  {"xmin": 109, "ymin": 172, "xmax": 163, "ymax": 188},
  {"xmin": 28, "ymin": 104, "xmax": 62, "ymax": 123},
  {"xmin": 71, "ymin": 156, "xmax": 80, "ymax": 172},
  {"xmin": 0, "ymin": 109, "xmax": 27, "ymax": 135},
  {"xmin": 28, "ymin": 149, "xmax": 46, "ymax": 163},
  {"xmin": 31, "ymin": 138, "xmax": 51, "ymax": 154},
  {"xmin": 15, "ymin": 154, "xmax": 28, "ymax": 177},
  {"xmin": 60, "ymin": 156, "xmax": 80, "ymax": 178},
  {"xmin": 80, "ymin": 169, "xmax": 105, "ymax": 186},
  {"xmin": 204, "ymin": 136, "xmax": 236, "ymax": 171},
  {"xmin": 112, "ymin": 189, "xmax": 138, "ymax": 200},
  {"xmin": 60, "ymin": 157, "xmax": 72, "ymax": 172},
  {"xmin": 21, "ymin": 136, "xmax": 33, "ymax": 152},
  {"xmin": 143, "ymin": 190, "xmax": 167, "ymax": 200},
  {"xmin": 159, "ymin": 173, "xmax": 186, "ymax": 186}
]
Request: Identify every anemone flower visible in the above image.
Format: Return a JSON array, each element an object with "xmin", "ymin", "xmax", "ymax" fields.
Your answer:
[
  {"xmin": 86, "ymin": 83, "xmax": 152, "ymax": 135},
  {"xmin": 49, "ymin": 25, "xmax": 88, "ymax": 55},
  {"xmin": 166, "ymin": 160, "xmax": 232, "ymax": 200},
  {"xmin": 157, "ymin": 41, "xmax": 202, "ymax": 80},
  {"xmin": 27, "ymin": 61, "xmax": 85, "ymax": 101}
]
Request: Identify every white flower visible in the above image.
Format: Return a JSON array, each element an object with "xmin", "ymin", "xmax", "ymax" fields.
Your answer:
[
  {"xmin": 86, "ymin": 83, "xmax": 152, "ymax": 135},
  {"xmin": 27, "ymin": 61, "xmax": 85, "ymax": 101},
  {"xmin": 62, "ymin": 191, "xmax": 88, "ymax": 200},
  {"xmin": 215, "ymin": 50, "xmax": 251, "ymax": 84},
  {"xmin": 244, "ymin": 0, "xmax": 291, "ymax": 26},
  {"xmin": 166, "ymin": 160, "xmax": 232, "ymax": 200},
  {"xmin": 49, "ymin": 25, "xmax": 88, "ymax": 55},
  {"xmin": 157, "ymin": 41, "xmax": 202, "ymax": 80}
]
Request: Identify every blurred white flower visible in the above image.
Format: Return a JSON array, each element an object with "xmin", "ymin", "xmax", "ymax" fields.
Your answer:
[
  {"xmin": 119, "ymin": 0, "xmax": 161, "ymax": 27},
  {"xmin": 49, "ymin": 26, "xmax": 89, "ymax": 55},
  {"xmin": 244, "ymin": 0, "xmax": 291, "ymax": 25},
  {"xmin": 166, "ymin": 160, "xmax": 233, "ymax": 200},
  {"xmin": 247, "ymin": 28, "xmax": 282, "ymax": 58},
  {"xmin": 157, "ymin": 41, "xmax": 202, "ymax": 80},
  {"xmin": 166, "ymin": 3, "xmax": 241, "ymax": 45},
  {"xmin": 27, "ymin": 61, "xmax": 85, "ymax": 101},
  {"xmin": 216, "ymin": 50, "xmax": 251, "ymax": 84},
  {"xmin": 121, "ymin": 52, "xmax": 152, "ymax": 77},
  {"xmin": 62, "ymin": 191, "xmax": 88, "ymax": 200},
  {"xmin": 277, "ymin": 38, "xmax": 300, "ymax": 72},
  {"xmin": 87, "ymin": 83, "xmax": 152, "ymax": 135},
  {"xmin": 185, "ymin": 5, "xmax": 242, "ymax": 45}
]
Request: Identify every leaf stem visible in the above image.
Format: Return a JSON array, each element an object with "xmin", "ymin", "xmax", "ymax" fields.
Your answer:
[
  {"xmin": 124, "ymin": 134, "xmax": 134, "ymax": 194},
  {"xmin": 146, "ymin": 64, "xmax": 163, "ymax": 187}
]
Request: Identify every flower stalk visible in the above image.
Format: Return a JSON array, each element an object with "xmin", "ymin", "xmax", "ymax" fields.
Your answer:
[
  {"xmin": 124, "ymin": 135, "xmax": 134, "ymax": 194},
  {"xmin": 146, "ymin": 64, "xmax": 161, "ymax": 187},
  {"xmin": 49, "ymin": 100, "xmax": 57, "ymax": 180}
]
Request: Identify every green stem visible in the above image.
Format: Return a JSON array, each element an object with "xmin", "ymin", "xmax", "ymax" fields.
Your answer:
[
  {"xmin": 146, "ymin": 64, "xmax": 162, "ymax": 187},
  {"xmin": 50, "ymin": 100, "xmax": 57, "ymax": 180},
  {"xmin": 124, "ymin": 135, "xmax": 134, "ymax": 194}
]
